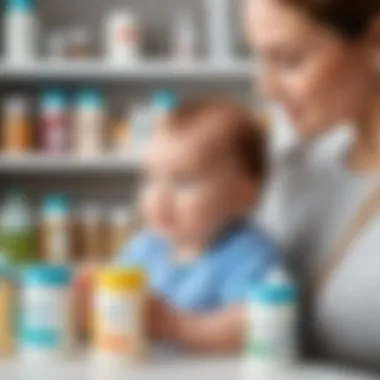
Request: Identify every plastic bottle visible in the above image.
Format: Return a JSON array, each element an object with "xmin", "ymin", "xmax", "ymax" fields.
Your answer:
[
  {"xmin": 151, "ymin": 91, "xmax": 178, "ymax": 127},
  {"xmin": 0, "ymin": 189, "xmax": 36, "ymax": 265},
  {"xmin": 40, "ymin": 90, "xmax": 68, "ymax": 155},
  {"xmin": 106, "ymin": 207, "xmax": 135, "ymax": 260},
  {"xmin": 104, "ymin": 9, "xmax": 140, "ymax": 65},
  {"xmin": 205, "ymin": 0, "xmax": 231, "ymax": 62},
  {"xmin": 3, "ymin": 0, "xmax": 38, "ymax": 64},
  {"xmin": 129, "ymin": 102, "xmax": 153, "ymax": 152},
  {"xmin": 41, "ymin": 195, "xmax": 71, "ymax": 264},
  {"xmin": 19, "ymin": 265, "xmax": 74, "ymax": 361},
  {"xmin": 77, "ymin": 204, "xmax": 103, "ymax": 264},
  {"xmin": 111, "ymin": 110, "xmax": 131, "ymax": 156},
  {"xmin": 246, "ymin": 268, "xmax": 299, "ymax": 379},
  {"xmin": 2, "ymin": 96, "xmax": 32, "ymax": 155},
  {"xmin": 93, "ymin": 268, "xmax": 147, "ymax": 364},
  {"xmin": 74, "ymin": 89, "xmax": 105, "ymax": 157},
  {"xmin": 0, "ymin": 264, "xmax": 15, "ymax": 357},
  {"xmin": 172, "ymin": 10, "xmax": 197, "ymax": 62}
]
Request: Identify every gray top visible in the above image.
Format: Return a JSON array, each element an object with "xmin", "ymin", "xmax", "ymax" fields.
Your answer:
[{"xmin": 260, "ymin": 129, "xmax": 380, "ymax": 373}]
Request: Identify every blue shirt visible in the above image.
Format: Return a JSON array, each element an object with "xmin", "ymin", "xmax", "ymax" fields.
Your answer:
[{"xmin": 116, "ymin": 223, "xmax": 279, "ymax": 312}]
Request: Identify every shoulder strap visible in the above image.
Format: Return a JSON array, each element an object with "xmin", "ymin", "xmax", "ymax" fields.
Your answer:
[{"xmin": 308, "ymin": 185, "xmax": 380, "ymax": 303}]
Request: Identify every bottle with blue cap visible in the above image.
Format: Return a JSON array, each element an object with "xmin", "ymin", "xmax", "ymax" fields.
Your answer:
[
  {"xmin": 19, "ymin": 265, "xmax": 74, "ymax": 360},
  {"xmin": 151, "ymin": 90, "xmax": 178, "ymax": 127},
  {"xmin": 246, "ymin": 267, "xmax": 299, "ymax": 377},
  {"xmin": 41, "ymin": 195, "xmax": 71, "ymax": 264},
  {"xmin": 74, "ymin": 89, "xmax": 105, "ymax": 157},
  {"xmin": 4, "ymin": 0, "xmax": 38, "ymax": 63},
  {"xmin": 40, "ymin": 89, "xmax": 68, "ymax": 154}
]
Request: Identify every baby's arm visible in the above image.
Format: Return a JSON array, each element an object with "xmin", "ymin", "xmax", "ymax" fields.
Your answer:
[{"xmin": 172, "ymin": 306, "xmax": 246, "ymax": 353}]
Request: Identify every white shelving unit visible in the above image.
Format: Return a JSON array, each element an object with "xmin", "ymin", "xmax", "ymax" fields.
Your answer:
[
  {"xmin": 0, "ymin": 60, "xmax": 257, "ymax": 81},
  {"xmin": 0, "ymin": 154, "xmax": 142, "ymax": 173}
]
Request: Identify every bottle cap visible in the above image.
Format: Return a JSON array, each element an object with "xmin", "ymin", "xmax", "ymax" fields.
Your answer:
[
  {"xmin": 151, "ymin": 91, "xmax": 178, "ymax": 112},
  {"xmin": 251, "ymin": 268, "xmax": 298, "ymax": 305},
  {"xmin": 76, "ymin": 89, "xmax": 104, "ymax": 109},
  {"xmin": 41, "ymin": 89, "xmax": 67, "ymax": 111},
  {"xmin": 96, "ymin": 268, "xmax": 146, "ymax": 291},
  {"xmin": 22, "ymin": 265, "xmax": 72, "ymax": 287},
  {"xmin": 42, "ymin": 194, "xmax": 70, "ymax": 215},
  {"xmin": 6, "ymin": 0, "xmax": 35, "ymax": 12}
]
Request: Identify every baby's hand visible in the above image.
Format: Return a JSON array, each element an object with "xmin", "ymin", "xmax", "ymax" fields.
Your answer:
[{"xmin": 146, "ymin": 297, "xmax": 177, "ymax": 341}]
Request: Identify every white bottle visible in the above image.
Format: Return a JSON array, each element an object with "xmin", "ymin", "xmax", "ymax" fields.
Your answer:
[
  {"xmin": 172, "ymin": 10, "xmax": 197, "ymax": 63},
  {"xmin": 74, "ymin": 89, "xmax": 105, "ymax": 157},
  {"xmin": 130, "ymin": 103, "xmax": 152, "ymax": 152},
  {"xmin": 205, "ymin": 0, "xmax": 231, "ymax": 62},
  {"xmin": 246, "ymin": 268, "xmax": 299, "ymax": 379},
  {"xmin": 3, "ymin": 0, "xmax": 38, "ymax": 64},
  {"xmin": 104, "ymin": 9, "xmax": 140, "ymax": 65}
]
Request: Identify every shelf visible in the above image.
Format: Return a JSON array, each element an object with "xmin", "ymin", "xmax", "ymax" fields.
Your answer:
[
  {"xmin": 0, "ymin": 154, "xmax": 142, "ymax": 174},
  {"xmin": 0, "ymin": 59, "xmax": 257, "ymax": 82}
]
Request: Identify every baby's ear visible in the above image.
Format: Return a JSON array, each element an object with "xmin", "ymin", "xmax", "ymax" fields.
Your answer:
[{"xmin": 237, "ymin": 177, "xmax": 260, "ymax": 213}]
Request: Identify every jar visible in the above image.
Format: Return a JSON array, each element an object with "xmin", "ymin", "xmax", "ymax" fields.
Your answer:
[
  {"xmin": 246, "ymin": 269, "xmax": 299, "ymax": 379},
  {"xmin": 19, "ymin": 265, "xmax": 74, "ymax": 361},
  {"xmin": 0, "ymin": 265, "xmax": 15, "ymax": 357},
  {"xmin": 93, "ymin": 268, "xmax": 147, "ymax": 364}
]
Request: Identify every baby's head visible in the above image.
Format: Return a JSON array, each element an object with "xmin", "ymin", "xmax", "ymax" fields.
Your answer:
[{"xmin": 140, "ymin": 99, "xmax": 268, "ymax": 246}]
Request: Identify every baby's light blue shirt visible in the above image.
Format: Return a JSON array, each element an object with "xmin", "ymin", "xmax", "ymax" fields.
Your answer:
[{"xmin": 116, "ymin": 222, "xmax": 280, "ymax": 312}]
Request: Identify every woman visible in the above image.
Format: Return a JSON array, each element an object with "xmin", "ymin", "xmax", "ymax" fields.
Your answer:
[{"xmin": 244, "ymin": 0, "xmax": 380, "ymax": 373}]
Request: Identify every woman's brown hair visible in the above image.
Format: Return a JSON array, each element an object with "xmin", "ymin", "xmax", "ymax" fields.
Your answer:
[{"xmin": 282, "ymin": 0, "xmax": 379, "ymax": 39}]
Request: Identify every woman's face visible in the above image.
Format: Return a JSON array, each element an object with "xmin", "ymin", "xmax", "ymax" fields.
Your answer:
[{"xmin": 244, "ymin": 0, "xmax": 374, "ymax": 138}]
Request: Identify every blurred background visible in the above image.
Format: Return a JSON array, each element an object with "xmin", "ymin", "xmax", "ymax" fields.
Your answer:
[{"xmin": 0, "ymin": 0, "xmax": 269, "ymax": 265}]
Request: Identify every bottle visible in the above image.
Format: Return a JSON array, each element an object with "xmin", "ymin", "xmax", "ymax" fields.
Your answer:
[
  {"xmin": 129, "ymin": 102, "xmax": 152, "ymax": 152},
  {"xmin": 66, "ymin": 27, "xmax": 92, "ymax": 60},
  {"xmin": 0, "ymin": 189, "xmax": 36, "ymax": 265},
  {"xmin": 104, "ymin": 9, "xmax": 140, "ymax": 65},
  {"xmin": 19, "ymin": 265, "xmax": 74, "ymax": 361},
  {"xmin": 246, "ymin": 268, "xmax": 299, "ymax": 379},
  {"xmin": 3, "ymin": 0, "xmax": 38, "ymax": 64},
  {"xmin": 40, "ymin": 90, "xmax": 68, "ymax": 155},
  {"xmin": 2, "ymin": 96, "xmax": 32, "ymax": 155},
  {"xmin": 77, "ymin": 204, "xmax": 103, "ymax": 264},
  {"xmin": 0, "ymin": 264, "xmax": 16, "ymax": 357},
  {"xmin": 111, "ymin": 110, "xmax": 131, "ymax": 156},
  {"xmin": 151, "ymin": 91, "xmax": 178, "ymax": 128},
  {"xmin": 106, "ymin": 207, "xmax": 135, "ymax": 260},
  {"xmin": 74, "ymin": 89, "xmax": 105, "ymax": 157},
  {"xmin": 40, "ymin": 195, "xmax": 71, "ymax": 264},
  {"xmin": 205, "ymin": 0, "xmax": 232, "ymax": 62},
  {"xmin": 172, "ymin": 10, "xmax": 197, "ymax": 63},
  {"xmin": 93, "ymin": 268, "xmax": 147, "ymax": 364}
]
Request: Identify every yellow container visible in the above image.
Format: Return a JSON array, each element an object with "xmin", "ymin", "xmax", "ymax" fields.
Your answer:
[{"xmin": 93, "ymin": 268, "xmax": 147, "ymax": 363}]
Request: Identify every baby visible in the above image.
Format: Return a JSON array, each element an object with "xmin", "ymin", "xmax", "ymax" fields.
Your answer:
[{"xmin": 117, "ymin": 99, "xmax": 280, "ymax": 353}]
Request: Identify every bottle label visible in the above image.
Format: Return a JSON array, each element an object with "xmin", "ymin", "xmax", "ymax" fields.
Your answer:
[
  {"xmin": 94, "ymin": 291, "xmax": 140, "ymax": 354},
  {"xmin": 21, "ymin": 289, "xmax": 66, "ymax": 348}
]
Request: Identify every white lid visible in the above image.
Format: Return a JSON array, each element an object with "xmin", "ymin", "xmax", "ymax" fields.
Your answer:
[
  {"xmin": 108, "ymin": 207, "xmax": 134, "ymax": 227},
  {"xmin": 4, "ymin": 97, "xmax": 28, "ymax": 115},
  {"xmin": 80, "ymin": 204, "xmax": 102, "ymax": 224},
  {"xmin": 106, "ymin": 9, "xmax": 138, "ymax": 26}
]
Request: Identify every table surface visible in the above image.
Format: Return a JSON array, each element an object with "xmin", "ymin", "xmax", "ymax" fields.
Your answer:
[{"xmin": 0, "ymin": 349, "xmax": 378, "ymax": 380}]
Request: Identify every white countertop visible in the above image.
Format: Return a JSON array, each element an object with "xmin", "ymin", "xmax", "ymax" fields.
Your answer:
[{"xmin": 0, "ymin": 349, "xmax": 377, "ymax": 380}]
